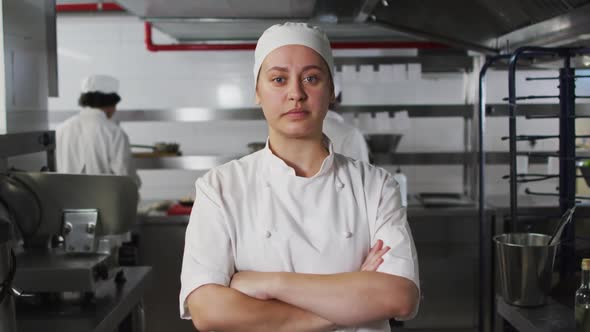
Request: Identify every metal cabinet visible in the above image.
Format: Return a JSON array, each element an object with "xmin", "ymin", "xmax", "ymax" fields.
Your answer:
[
  {"xmin": 404, "ymin": 208, "xmax": 483, "ymax": 331},
  {"xmin": 137, "ymin": 217, "xmax": 194, "ymax": 332}
]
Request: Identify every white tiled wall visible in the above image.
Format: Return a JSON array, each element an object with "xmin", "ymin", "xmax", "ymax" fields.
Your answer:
[{"xmin": 48, "ymin": 13, "xmax": 590, "ymax": 200}]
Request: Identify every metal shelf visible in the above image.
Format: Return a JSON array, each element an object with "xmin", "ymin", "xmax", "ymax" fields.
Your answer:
[
  {"xmin": 339, "ymin": 105, "xmax": 473, "ymax": 117},
  {"xmin": 51, "ymin": 106, "xmax": 475, "ymax": 122},
  {"xmin": 485, "ymin": 103, "xmax": 590, "ymax": 117},
  {"xmin": 374, "ymin": 151, "xmax": 551, "ymax": 165},
  {"xmin": 48, "ymin": 104, "xmax": 588, "ymax": 123},
  {"xmin": 49, "ymin": 108, "xmax": 265, "ymax": 123},
  {"xmin": 133, "ymin": 151, "xmax": 552, "ymax": 170},
  {"xmin": 133, "ymin": 155, "xmax": 239, "ymax": 170},
  {"xmin": 334, "ymin": 55, "xmax": 474, "ymax": 72}
]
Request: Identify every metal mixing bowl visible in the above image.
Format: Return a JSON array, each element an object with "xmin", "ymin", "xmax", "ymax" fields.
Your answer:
[{"xmin": 365, "ymin": 134, "xmax": 402, "ymax": 153}]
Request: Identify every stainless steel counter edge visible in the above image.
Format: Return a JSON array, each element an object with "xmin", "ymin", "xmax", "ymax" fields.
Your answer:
[
  {"xmin": 496, "ymin": 295, "xmax": 575, "ymax": 332},
  {"xmin": 96, "ymin": 266, "xmax": 153, "ymax": 332},
  {"xmin": 16, "ymin": 266, "xmax": 152, "ymax": 332}
]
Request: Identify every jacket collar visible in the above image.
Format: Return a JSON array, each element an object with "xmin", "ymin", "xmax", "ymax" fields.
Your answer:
[{"xmin": 261, "ymin": 135, "xmax": 335, "ymax": 179}]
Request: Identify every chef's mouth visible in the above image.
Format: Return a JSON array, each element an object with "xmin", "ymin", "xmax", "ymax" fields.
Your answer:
[{"xmin": 284, "ymin": 108, "xmax": 309, "ymax": 116}]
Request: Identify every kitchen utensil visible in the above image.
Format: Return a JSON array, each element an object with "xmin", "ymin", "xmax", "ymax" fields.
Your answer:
[
  {"xmin": 132, "ymin": 142, "xmax": 180, "ymax": 154},
  {"xmin": 365, "ymin": 134, "xmax": 402, "ymax": 153},
  {"xmin": 131, "ymin": 142, "xmax": 181, "ymax": 157},
  {"xmin": 548, "ymin": 205, "xmax": 576, "ymax": 246},
  {"xmin": 416, "ymin": 192, "xmax": 475, "ymax": 207}
]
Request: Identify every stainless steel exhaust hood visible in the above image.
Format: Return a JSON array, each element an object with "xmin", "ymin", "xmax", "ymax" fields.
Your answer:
[
  {"xmin": 115, "ymin": 0, "xmax": 426, "ymax": 43},
  {"xmin": 115, "ymin": 0, "xmax": 590, "ymax": 54},
  {"xmin": 371, "ymin": 0, "xmax": 590, "ymax": 52}
]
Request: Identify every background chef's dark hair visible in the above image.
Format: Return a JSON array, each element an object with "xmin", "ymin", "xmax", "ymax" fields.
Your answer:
[{"xmin": 78, "ymin": 92, "xmax": 121, "ymax": 108}]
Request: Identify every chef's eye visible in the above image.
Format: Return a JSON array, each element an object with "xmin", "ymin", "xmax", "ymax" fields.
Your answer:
[
  {"xmin": 272, "ymin": 77, "xmax": 286, "ymax": 84},
  {"xmin": 303, "ymin": 76, "xmax": 318, "ymax": 84}
]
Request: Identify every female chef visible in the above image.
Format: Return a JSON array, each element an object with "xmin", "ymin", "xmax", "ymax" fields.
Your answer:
[{"xmin": 180, "ymin": 22, "xmax": 419, "ymax": 332}]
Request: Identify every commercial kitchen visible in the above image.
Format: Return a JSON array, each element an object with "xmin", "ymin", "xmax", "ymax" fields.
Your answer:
[{"xmin": 1, "ymin": 0, "xmax": 590, "ymax": 331}]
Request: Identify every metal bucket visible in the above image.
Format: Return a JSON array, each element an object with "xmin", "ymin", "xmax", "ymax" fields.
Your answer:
[{"xmin": 494, "ymin": 233, "xmax": 558, "ymax": 307}]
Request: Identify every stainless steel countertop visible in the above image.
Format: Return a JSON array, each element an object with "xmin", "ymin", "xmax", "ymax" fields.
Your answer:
[
  {"xmin": 496, "ymin": 295, "xmax": 575, "ymax": 332},
  {"xmin": 16, "ymin": 266, "xmax": 152, "ymax": 332}
]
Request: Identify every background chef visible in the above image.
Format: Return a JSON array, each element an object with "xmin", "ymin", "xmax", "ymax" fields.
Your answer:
[{"xmin": 56, "ymin": 74, "xmax": 141, "ymax": 189}]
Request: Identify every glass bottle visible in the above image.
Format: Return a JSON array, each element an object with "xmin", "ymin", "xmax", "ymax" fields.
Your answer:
[{"xmin": 576, "ymin": 258, "xmax": 590, "ymax": 331}]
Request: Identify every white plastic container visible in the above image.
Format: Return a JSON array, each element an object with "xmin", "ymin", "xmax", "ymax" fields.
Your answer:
[{"xmin": 393, "ymin": 171, "xmax": 407, "ymax": 207}]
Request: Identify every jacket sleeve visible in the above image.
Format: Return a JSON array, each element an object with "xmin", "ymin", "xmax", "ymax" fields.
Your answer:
[
  {"xmin": 371, "ymin": 172, "xmax": 420, "ymax": 319},
  {"xmin": 110, "ymin": 129, "xmax": 142, "ymax": 188},
  {"xmin": 179, "ymin": 176, "xmax": 235, "ymax": 319}
]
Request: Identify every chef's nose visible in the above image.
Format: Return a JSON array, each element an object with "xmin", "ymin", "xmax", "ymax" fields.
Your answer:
[{"xmin": 288, "ymin": 79, "xmax": 306, "ymax": 102}]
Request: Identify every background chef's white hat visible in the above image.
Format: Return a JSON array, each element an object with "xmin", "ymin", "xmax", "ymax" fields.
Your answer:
[
  {"xmin": 80, "ymin": 75, "xmax": 119, "ymax": 94},
  {"xmin": 253, "ymin": 22, "xmax": 334, "ymax": 87}
]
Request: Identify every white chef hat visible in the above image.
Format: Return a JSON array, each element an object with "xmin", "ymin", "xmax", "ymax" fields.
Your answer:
[
  {"xmin": 253, "ymin": 22, "xmax": 334, "ymax": 87},
  {"xmin": 80, "ymin": 75, "xmax": 119, "ymax": 94}
]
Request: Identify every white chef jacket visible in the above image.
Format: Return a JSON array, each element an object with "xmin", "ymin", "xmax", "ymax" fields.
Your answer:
[
  {"xmin": 323, "ymin": 110, "xmax": 370, "ymax": 163},
  {"xmin": 179, "ymin": 139, "xmax": 419, "ymax": 331},
  {"xmin": 56, "ymin": 107, "xmax": 141, "ymax": 188}
]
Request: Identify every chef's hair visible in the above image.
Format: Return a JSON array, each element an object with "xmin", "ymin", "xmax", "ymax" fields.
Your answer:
[{"xmin": 78, "ymin": 92, "xmax": 121, "ymax": 108}]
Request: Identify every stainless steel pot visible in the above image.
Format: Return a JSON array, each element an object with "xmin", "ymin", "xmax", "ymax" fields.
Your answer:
[{"xmin": 494, "ymin": 233, "xmax": 558, "ymax": 307}]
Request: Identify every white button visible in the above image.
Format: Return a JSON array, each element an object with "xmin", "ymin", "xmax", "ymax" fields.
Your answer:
[
  {"xmin": 344, "ymin": 231, "xmax": 353, "ymax": 238},
  {"xmin": 264, "ymin": 231, "xmax": 272, "ymax": 238},
  {"xmin": 336, "ymin": 182, "xmax": 344, "ymax": 189}
]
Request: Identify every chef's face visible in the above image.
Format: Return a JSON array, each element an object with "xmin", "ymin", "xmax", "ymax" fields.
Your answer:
[{"xmin": 256, "ymin": 45, "xmax": 335, "ymax": 140}]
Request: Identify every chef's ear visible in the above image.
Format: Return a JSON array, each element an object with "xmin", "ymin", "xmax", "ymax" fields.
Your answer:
[{"xmin": 255, "ymin": 89, "xmax": 261, "ymax": 105}]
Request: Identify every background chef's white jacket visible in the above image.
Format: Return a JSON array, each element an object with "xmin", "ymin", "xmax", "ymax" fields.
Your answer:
[
  {"xmin": 180, "ymin": 140, "xmax": 419, "ymax": 331},
  {"xmin": 56, "ymin": 107, "xmax": 141, "ymax": 188},
  {"xmin": 323, "ymin": 110, "xmax": 370, "ymax": 163}
]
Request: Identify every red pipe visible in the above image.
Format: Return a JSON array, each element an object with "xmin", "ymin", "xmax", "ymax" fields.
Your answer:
[
  {"xmin": 54, "ymin": 5, "xmax": 448, "ymax": 51},
  {"xmin": 56, "ymin": 2, "xmax": 124, "ymax": 12},
  {"xmin": 145, "ymin": 22, "xmax": 448, "ymax": 52}
]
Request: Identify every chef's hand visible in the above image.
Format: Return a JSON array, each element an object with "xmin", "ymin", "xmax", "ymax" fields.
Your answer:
[
  {"xmin": 230, "ymin": 271, "xmax": 274, "ymax": 300},
  {"xmin": 360, "ymin": 239, "xmax": 390, "ymax": 272}
]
